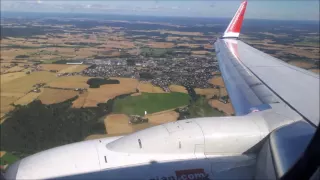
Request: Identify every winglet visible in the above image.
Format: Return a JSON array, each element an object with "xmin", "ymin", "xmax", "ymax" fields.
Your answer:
[{"xmin": 222, "ymin": 0, "xmax": 247, "ymax": 38}]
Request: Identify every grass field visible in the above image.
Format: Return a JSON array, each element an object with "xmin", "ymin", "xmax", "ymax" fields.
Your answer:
[
  {"xmin": 0, "ymin": 152, "xmax": 19, "ymax": 167},
  {"xmin": 113, "ymin": 92, "xmax": 190, "ymax": 116},
  {"xmin": 188, "ymin": 96, "xmax": 224, "ymax": 118},
  {"xmin": 1, "ymin": 71, "xmax": 57, "ymax": 93},
  {"xmin": 38, "ymin": 88, "xmax": 78, "ymax": 104}
]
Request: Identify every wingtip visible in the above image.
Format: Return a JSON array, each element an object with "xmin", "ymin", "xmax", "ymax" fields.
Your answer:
[{"xmin": 222, "ymin": 0, "xmax": 248, "ymax": 38}]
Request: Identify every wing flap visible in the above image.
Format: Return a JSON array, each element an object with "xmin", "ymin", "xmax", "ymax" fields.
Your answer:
[{"xmin": 215, "ymin": 39, "xmax": 279, "ymax": 115}]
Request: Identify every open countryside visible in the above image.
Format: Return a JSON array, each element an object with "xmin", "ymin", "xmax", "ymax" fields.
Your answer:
[{"xmin": 0, "ymin": 11, "xmax": 319, "ymax": 170}]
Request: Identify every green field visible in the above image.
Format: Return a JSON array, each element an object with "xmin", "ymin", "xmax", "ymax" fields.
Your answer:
[
  {"xmin": 0, "ymin": 152, "xmax": 19, "ymax": 166},
  {"xmin": 188, "ymin": 96, "xmax": 224, "ymax": 118},
  {"xmin": 113, "ymin": 92, "xmax": 191, "ymax": 116}
]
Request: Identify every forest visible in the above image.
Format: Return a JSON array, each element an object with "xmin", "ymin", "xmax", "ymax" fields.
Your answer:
[{"xmin": 0, "ymin": 97, "xmax": 108, "ymax": 158}]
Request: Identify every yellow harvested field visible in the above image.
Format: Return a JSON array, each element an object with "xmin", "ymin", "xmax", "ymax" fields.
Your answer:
[
  {"xmin": 84, "ymin": 78, "xmax": 138, "ymax": 107},
  {"xmin": 145, "ymin": 110, "xmax": 179, "ymax": 125},
  {"xmin": 191, "ymin": 51, "xmax": 209, "ymax": 55},
  {"xmin": 131, "ymin": 123, "xmax": 156, "ymax": 132},
  {"xmin": 0, "ymin": 151, "xmax": 6, "ymax": 158},
  {"xmin": 72, "ymin": 92, "xmax": 88, "ymax": 108},
  {"xmin": 85, "ymin": 134, "xmax": 109, "ymax": 140},
  {"xmin": 138, "ymin": 82, "xmax": 165, "ymax": 93},
  {"xmin": 177, "ymin": 44, "xmax": 200, "ymax": 48},
  {"xmin": 1, "ymin": 72, "xmax": 26, "ymax": 84},
  {"xmin": 104, "ymin": 114, "xmax": 133, "ymax": 134},
  {"xmin": 209, "ymin": 76, "xmax": 225, "ymax": 87},
  {"xmin": 193, "ymin": 37, "xmax": 209, "ymax": 41},
  {"xmin": 48, "ymin": 76, "xmax": 90, "ymax": 88},
  {"xmin": 14, "ymin": 91, "xmax": 42, "ymax": 105},
  {"xmin": 169, "ymin": 85, "xmax": 188, "ymax": 94},
  {"xmin": 162, "ymin": 31, "xmax": 203, "ymax": 36},
  {"xmin": 0, "ymin": 96, "xmax": 16, "ymax": 114},
  {"xmin": 209, "ymin": 100, "xmax": 234, "ymax": 116},
  {"xmin": 310, "ymin": 68, "xmax": 320, "ymax": 74},
  {"xmin": 219, "ymin": 88, "xmax": 228, "ymax": 97},
  {"xmin": 58, "ymin": 65, "xmax": 88, "ymax": 73},
  {"xmin": 194, "ymin": 88, "xmax": 219, "ymax": 99},
  {"xmin": 1, "ymin": 71, "xmax": 57, "ymax": 93},
  {"xmin": 4, "ymin": 66, "xmax": 25, "ymax": 73},
  {"xmin": 40, "ymin": 64, "xmax": 74, "ymax": 71},
  {"xmin": 288, "ymin": 61, "xmax": 315, "ymax": 69},
  {"xmin": 147, "ymin": 42, "xmax": 174, "ymax": 48},
  {"xmin": 38, "ymin": 88, "xmax": 78, "ymax": 104}
]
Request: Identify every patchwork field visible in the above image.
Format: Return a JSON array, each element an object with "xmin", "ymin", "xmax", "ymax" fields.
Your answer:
[
  {"xmin": 38, "ymin": 88, "xmax": 78, "ymax": 104},
  {"xmin": 1, "ymin": 72, "xmax": 27, "ymax": 84},
  {"xmin": 1, "ymin": 71, "xmax": 57, "ymax": 93}
]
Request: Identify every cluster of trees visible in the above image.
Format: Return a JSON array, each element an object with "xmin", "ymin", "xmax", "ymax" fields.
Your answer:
[
  {"xmin": 1, "ymin": 97, "xmax": 109, "ymax": 158},
  {"xmin": 139, "ymin": 72, "xmax": 153, "ymax": 79},
  {"xmin": 15, "ymin": 55, "xmax": 30, "ymax": 59},
  {"xmin": 87, "ymin": 78, "xmax": 120, "ymax": 88}
]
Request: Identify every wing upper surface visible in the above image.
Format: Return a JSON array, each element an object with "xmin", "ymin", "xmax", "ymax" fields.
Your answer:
[{"xmin": 215, "ymin": 39, "xmax": 319, "ymax": 126}]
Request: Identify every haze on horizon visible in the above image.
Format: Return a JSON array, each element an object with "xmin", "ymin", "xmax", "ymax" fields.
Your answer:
[{"xmin": 1, "ymin": 0, "xmax": 319, "ymax": 21}]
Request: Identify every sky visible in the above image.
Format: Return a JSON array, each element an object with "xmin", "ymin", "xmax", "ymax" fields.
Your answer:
[{"xmin": 1, "ymin": 0, "xmax": 319, "ymax": 21}]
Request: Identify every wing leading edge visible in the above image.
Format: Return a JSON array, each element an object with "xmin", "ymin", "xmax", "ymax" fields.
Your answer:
[{"xmin": 215, "ymin": 1, "xmax": 319, "ymax": 126}]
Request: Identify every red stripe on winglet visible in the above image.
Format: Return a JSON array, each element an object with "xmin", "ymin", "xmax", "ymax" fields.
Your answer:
[{"xmin": 227, "ymin": 0, "xmax": 247, "ymax": 33}]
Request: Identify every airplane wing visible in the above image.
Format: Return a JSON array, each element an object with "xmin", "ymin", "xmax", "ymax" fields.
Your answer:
[{"xmin": 214, "ymin": 0, "xmax": 319, "ymax": 127}]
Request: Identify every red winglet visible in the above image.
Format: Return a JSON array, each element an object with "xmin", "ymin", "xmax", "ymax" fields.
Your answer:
[{"xmin": 223, "ymin": 0, "xmax": 247, "ymax": 38}]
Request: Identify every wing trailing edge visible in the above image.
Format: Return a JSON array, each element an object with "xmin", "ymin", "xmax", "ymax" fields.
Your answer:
[{"xmin": 223, "ymin": 0, "xmax": 247, "ymax": 38}]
